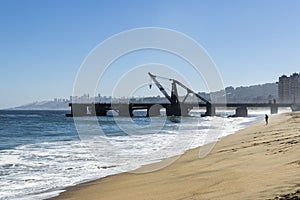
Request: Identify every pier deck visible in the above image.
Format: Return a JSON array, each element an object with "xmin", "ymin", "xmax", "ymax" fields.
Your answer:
[{"xmin": 66, "ymin": 102, "xmax": 298, "ymax": 117}]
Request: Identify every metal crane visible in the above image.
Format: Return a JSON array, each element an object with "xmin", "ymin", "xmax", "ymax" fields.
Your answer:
[
  {"xmin": 148, "ymin": 72, "xmax": 211, "ymax": 105},
  {"xmin": 148, "ymin": 72, "xmax": 213, "ymax": 117}
]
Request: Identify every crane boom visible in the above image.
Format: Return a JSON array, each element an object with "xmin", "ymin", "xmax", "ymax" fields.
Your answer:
[
  {"xmin": 148, "ymin": 72, "xmax": 172, "ymax": 102},
  {"xmin": 172, "ymin": 80, "xmax": 211, "ymax": 105},
  {"xmin": 148, "ymin": 72, "xmax": 211, "ymax": 105}
]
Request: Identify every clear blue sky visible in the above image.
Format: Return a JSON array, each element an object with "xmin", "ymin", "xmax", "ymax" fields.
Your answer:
[{"xmin": 1, "ymin": 0, "xmax": 300, "ymax": 108}]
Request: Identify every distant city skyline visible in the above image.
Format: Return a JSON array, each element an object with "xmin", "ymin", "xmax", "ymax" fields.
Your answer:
[
  {"xmin": 1, "ymin": 0, "xmax": 300, "ymax": 109},
  {"xmin": 278, "ymin": 73, "xmax": 300, "ymax": 103}
]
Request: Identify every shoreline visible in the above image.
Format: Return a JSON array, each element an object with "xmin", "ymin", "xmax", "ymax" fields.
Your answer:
[{"xmin": 50, "ymin": 112, "xmax": 300, "ymax": 200}]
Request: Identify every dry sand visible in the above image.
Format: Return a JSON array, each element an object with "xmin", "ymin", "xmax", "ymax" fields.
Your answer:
[{"xmin": 51, "ymin": 112, "xmax": 300, "ymax": 200}]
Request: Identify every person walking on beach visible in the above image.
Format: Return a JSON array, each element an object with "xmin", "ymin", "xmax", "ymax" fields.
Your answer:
[{"xmin": 265, "ymin": 114, "xmax": 269, "ymax": 125}]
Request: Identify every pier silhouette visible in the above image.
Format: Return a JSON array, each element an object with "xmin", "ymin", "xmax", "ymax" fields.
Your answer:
[
  {"xmin": 67, "ymin": 73, "xmax": 299, "ymax": 118},
  {"xmin": 66, "ymin": 102, "xmax": 297, "ymax": 117}
]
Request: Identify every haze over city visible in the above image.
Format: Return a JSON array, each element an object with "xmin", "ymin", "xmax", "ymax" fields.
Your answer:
[{"xmin": 1, "ymin": 0, "xmax": 300, "ymax": 109}]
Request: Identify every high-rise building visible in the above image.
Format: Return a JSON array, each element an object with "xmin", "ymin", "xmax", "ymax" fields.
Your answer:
[{"xmin": 278, "ymin": 73, "xmax": 300, "ymax": 103}]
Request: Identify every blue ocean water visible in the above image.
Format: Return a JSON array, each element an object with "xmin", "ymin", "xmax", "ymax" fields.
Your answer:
[
  {"xmin": 0, "ymin": 110, "xmax": 262, "ymax": 200},
  {"xmin": 0, "ymin": 110, "xmax": 77, "ymax": 150}
]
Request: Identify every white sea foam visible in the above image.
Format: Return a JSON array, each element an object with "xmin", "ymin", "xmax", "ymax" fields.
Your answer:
[{"xmin": 0, "ymin": 113, "xmax": 264, "ymax": 200}]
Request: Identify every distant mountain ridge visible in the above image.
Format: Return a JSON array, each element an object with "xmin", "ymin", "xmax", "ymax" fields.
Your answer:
[{"xmin": 12, "ymin": 100, "xmax": 70, "ymax": 110}]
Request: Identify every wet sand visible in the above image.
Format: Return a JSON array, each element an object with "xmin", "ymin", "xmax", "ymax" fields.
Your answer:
[{"xmin": 51, "ymin": 112, "xmax": 300, "ymax": 200}]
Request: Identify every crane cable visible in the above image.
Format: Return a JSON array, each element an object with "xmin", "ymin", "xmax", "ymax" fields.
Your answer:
[
  {"xmin": 152, "ymin": 74, "xmax": 173, "ymax": 81},
  {"xmin": 149, "ymin": 74, "xmax": 173, "ymax": 89}
]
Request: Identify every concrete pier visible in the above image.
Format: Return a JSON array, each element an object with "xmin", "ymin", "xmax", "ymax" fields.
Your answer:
[
  {"xmin": 270, "ymin": 105, "xmax": 278, "ymax": 114},
  {"xmin": 147, "ymin": 104, "xmax": 162, "ymax": 117},
  {"xmin": 206, "ymin": 105, "xmax": 216, "ymax": 116},
  {"xmin": 180, "ymin": 104, "xmax": 190, "ymax": 117},
  {"xmin": 117, "ymin": 104, "xmax": 133, "ymax": 117},
  {"xmin": 67, "ymin": 102, "xmax": 295, "ymax": 118},
  {"xmin": 235, "ymin": 106, "xmax": 248, "ymax": 117},
  {"xmin": 165, "ymin": 104, "xmax": 181, "ymax": 116}
]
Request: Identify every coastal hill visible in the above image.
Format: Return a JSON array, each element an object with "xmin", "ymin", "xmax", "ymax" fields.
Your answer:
[
  {"xmin": 217, "ymin": 82, "xmax": 277, "ymax": 103},
  {"xmin": 11, "ymin": 82, "xmax": 277, "ymax": 110},
  {"xmin": 12, "ymin": 100, "xmax": 70, "ymax": 110}
]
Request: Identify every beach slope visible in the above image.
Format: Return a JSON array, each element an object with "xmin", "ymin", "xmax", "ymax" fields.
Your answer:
[{"xmin": 52, "ymin": 112, "xmax": 300, "ymax": 200}]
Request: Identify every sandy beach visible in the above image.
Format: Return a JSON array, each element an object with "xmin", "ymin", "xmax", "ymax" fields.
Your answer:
[{"xmin": 51, "ymin": 112, "xmax": 300, "ymax": 200}]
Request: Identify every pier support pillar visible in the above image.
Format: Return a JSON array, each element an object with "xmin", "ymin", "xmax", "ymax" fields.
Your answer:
[
  {"xmin": 235, "ymin": 106, "xmax": 248, "ymax": 117},
  {"xmin": 180, "ymin": 105, "xmax": 189, "ymax": 116},
  {"xmin": 204, "ymin": 104, "xmax": 215, "ymax": 116},
  {"xmin": 270, "ymin": 105, "xmax": 278, "ymax": 114},
  {"xmin": 166, "ymin": 104, "xmax": 181, "ymax": 116},
  {"xmin": 95, "ymin": 104, "xmax": 107, "ymax": 116},
  {"xmin": 118, "ymin": 104, "xmax": 133, "ymax": 117},
  {"xmin": 291, "ymin": 104, "xmax": 300, "ymax": 112},
  {"xmin": 147, "ymin": 104, "xmax": 162, "ymax": 117}
]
